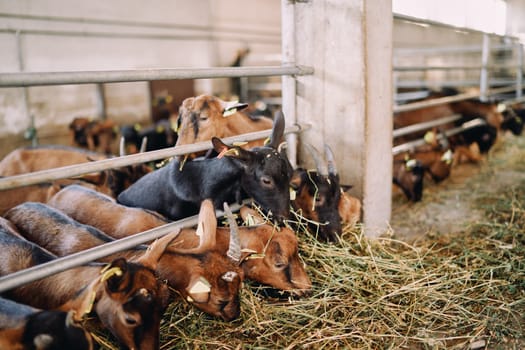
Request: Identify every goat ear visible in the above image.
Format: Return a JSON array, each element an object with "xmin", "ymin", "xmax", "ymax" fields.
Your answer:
[
  {"xmin": 212, "ymin": 137, "xmax": 253, "ymax": 164},
  {"xmin": 290, "ymin": 170, "xmax": 304, "ymax": 190},
  {"xmin": 166, "ymin": 199, "xmax": 217, "ymax": 255},
  {"xmin": 267, "ymin": 110, "xmax": 286, "ymax": 149},
  {"xmin": 103, "ymin": 258, "xmax": 128, "ymax": 293},
  {"xmin": 186, "ymin": 275, "xmax": 211, "ymax": 304},
  {"xmin": 219, "ymin": 98, "xmax": 249, "ymax": 116},
  {"xmin": 136, "ymin": 229, "xmax": 181, "ymax": 270},
  {"xmin": 239, "ymin": 206, "xmax": 266, "ymax": 225}
]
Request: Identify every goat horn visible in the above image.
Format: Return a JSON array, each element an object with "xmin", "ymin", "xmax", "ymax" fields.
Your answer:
[
  {"xmin": 119, "ymin": 136, "xmax": 126, "ymax": 156},
  {"xmin": 324, "ymin": 144, "xmax": 337, "ymax": 176},
  {"xmin": 139, "ymin": 136, "xmax": 148, "ymax": 153},
  {"xmin": 305, "ymin": 143, "xmax": 328, "ymax": 177},
  {"xmin": 224, "ymin": 202, "xmax": 241, "ymax": 263}
]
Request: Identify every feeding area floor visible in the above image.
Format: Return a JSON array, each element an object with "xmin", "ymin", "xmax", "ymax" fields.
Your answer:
[{"xmin": 94, "ymin": 133, "xmax": 525, "ymax": 349}]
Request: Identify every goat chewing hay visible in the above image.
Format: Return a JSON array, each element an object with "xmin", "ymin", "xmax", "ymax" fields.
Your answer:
[{"xmin": 91, "ymin": 135, "xmax": 525, "ymax": 349}]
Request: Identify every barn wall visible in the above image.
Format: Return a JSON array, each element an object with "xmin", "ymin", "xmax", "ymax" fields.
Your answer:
[{"xmin": 0, "ymin": 0, "xmax": 281, "ymax": 157}]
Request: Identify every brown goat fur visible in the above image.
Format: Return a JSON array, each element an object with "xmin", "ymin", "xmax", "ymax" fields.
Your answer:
[
  {"xmin": 0, "ymin": 297, "xmax": 96, "ymax": 350},
  {"xmin": 175, "ymin": 94, "xmax": 273, "ymax": 158},
  {"xmin": 0, "ymin": 146, "xmax": 151, "ymax": 198},
  {"xmin": 0, "ymin": 225, "xmax": 175, "ymax": 350},
  {"xmin": 9, "ymin": 200, "xmax": 243, "ymax": 322},
  {"xmin": 47, "ymin": 185, "xmax": 311, "ymax": 295}
]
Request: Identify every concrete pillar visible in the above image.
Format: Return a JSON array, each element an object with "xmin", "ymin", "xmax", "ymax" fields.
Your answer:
[{"xmin": 289, "ymin": 0, "xmax": 393, "ymax": 237}]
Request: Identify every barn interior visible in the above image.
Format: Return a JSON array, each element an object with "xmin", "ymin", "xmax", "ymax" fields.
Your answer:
[{"xmin": 0, "ymin": 0, "xmax": 524, "ymax": 348}]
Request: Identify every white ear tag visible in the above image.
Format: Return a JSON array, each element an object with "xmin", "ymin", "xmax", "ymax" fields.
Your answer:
[
  {"xmin": 223, "ymin": 108, "xmax": 237, "ymax": 117},
  {"xmin": 441, "ymin": 149, "xmax": 453, "ymax": 164},
  {"xmin": 222, "ymin": 271, "xmax": 238, "ymax": 283},
  {"xmin": 189, "ymin": 277, "xmax": 211, "ymax": 294},
  {"xmin": 289, "ymin": 187, "xmax": 296, "ymax": 201},
  {"xmin": 497, "ymin": 103, "xmax": 506, "ymax": 113},
  {"xmin": 405, "ymin": 159, "xmax": 417, "ymax": 170}
]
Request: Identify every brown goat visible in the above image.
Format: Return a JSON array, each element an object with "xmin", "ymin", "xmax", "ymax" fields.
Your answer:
[
  {"xmin": 8, "ymin": 200, "xmax": 243, "ymax": 322},
  {"xmin": 0, "ymin": 146, "xmax": 151, "ymax": 198},
  {"xmin": 69, "ymin": 117, "xmax": 117, "ymax": 154},
  {"xmin": 175, "ymin": 94, "xmax": 273, "ymax": 159},
  {"xmin": 0, "ymin": 224, "xmax": 176, "ymax": 350},
  {"xmin": 47, "ymin": 185, "xmax": 311, "ymax": 296},
  {"xmin": 0, "ymin": 296, "xmax": 96, "ymax": 350}
]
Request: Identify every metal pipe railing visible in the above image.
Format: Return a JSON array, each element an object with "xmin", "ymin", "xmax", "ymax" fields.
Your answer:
[
  {"xmin": 393, "ymin": 86, "xmax": 517, "ymax": 113},
  {"xmin": 0, "ymin": 65, "xmax": 314, "ymax": 87},
  {"xmin": 0, "ymin": 123, "xmax": 309, "ymax": 191},
  {"xmin": 393, "ymin": 64, "xmax": 521, "ymax": 72},
  {"xmin": 393, "ymin": 114, "xmax": 462, "ymax": 138},
  {"xmin": 0, "ymin": 201, "xmax": 245, "ymax": 293},
  {"xmin": 392, "ymin": 118, "xmax": 486, "ymax": 155}
]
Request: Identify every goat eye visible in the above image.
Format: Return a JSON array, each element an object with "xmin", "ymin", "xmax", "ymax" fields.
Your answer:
[
  {"xmin": 274, "ymin": 262, "xmax": 287, "ymax": 270},
  {"xmin": 200, "ymin": 114, "xmax": 209, "ymax": 121}
]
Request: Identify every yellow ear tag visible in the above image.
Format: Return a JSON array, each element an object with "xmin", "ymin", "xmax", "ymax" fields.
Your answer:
[
  {"xmin": 171, "ymin": 120, "xmax": 178, "ymax": 133},
  {"xmin": 189, "ymin": 277, "xmax": 211, "ymax": 294},
  {"xmin": 289, "ymin": 187, "xmax": 296, "ymax": 201},
  {"xmin": 233, "ymin": 141, "xmax": 248, "ymax": 147},
  {"xmin": 83, "ymin": 291, "xmax": 97, "ymax": 317},
  {"xmin": 405, "ymin": 159, "xmax": 417, "ymax": 170},
  {"xmin": 223, "ymin": 108, "xmax": 237, "ymax": 117},
  {"xmin": 165, "ymin": 95, "xmax": 173, "ymax": 104},
  {"xmin": 134, "ymin": 123, "xmax": 142, "ymax": 131},
  {"xmin": 424, "ymin": 131, "xmax": 436, "ymax": 144},
  {"xmin": 441, "ymin": 149, "xmax": 453, "ymax": 164},
  {"xmin": 156, "ymin": 125, "xmax": 165, "ymax": 133},
  {"xmin": 218, "ymin": 148, "xmax": 240, "ymax": 159},
  {"xmin": 263, "ymin": 137, "xmax": 271, "ymax": 146},
  {"xmin": 100, "ymin": 267, "xmax": 123, "ymax": 282}
]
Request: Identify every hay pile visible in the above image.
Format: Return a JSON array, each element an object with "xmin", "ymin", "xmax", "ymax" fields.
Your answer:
[{"xmin": 95, "ymin": 136, "xmax": 525, "ymax": 349}]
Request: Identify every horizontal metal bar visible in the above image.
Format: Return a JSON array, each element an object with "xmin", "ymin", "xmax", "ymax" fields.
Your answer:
[
  {"xmin": 394, "ymin": 44, "xmax": 516, "ymax": 55},
  {"xmin": 393, "ymin": 86, "xmax": 516, "ymax": 113},
  {"xmin": 395, "ymin": 90, "xmax": 431, "ymax": 102},
  {"xmin": 0, "ymin": 65, "xmax": 314, "ymax": 87},
  {"xmin": 0, "ymin": 201, "xmax": 244, "ymax": 293},
  {"xmin": 0, "ymin": 12, "xmax": 280, "ymax": 37},
  {"xmin": 395, "ymin": 79, "xmax": 517, "ymax": 88},
  {"xmin": 392, "ymin": 118, "xmax": 486, "ymax": 155},
  {"xmin": 393, "ymin": 114, "xmax": 462, "ymax": 138},
  {"xmin": 0, "ymin": 28, "xmax": 280, "ymax": 45},
  {"xmin": 394, "ymin": 64, "xmax": 521, "ymax": 72},
  {"xmin": 0, "ymin": 123, "xmax": 309, "ymax": 191},
  {"xmin": 393, "ymin": 13, "xmax": 519, "ymax": 42}
]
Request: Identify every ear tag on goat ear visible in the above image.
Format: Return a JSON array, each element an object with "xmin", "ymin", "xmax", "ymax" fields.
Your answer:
[
  {"xmin": 156, "ymin": 125, "xmax": 165, "ymax": 133},
  {"xmin": 189, "ymin": 277, "xmax": 211, "ymax": 294},
  {"xmin": 263, "ymin": 137, "xmax": 271, "ymax": 146},
  {"xmin": 223, "ymin": 108, "xmax": 237, "ymax": 117},
  {"xmin": 405, "ymin": 159, "xmax": 417, "ymax": 170},
  {"xmin": 497, "ymin": 103, "xmax": 506, "ymax": 113},
  {"xmin": 289, "ymin": 187, "xmax": 296, "ymax": 201},
  {"xmin": 424, "ymin": 131, "xmax": 436, "ymax": 144},
  {"xmin": 134, "ymin": 123, "xmax": 142, "ymax": 131},
  {"xmin": 233, "ymin": 141, "xmax": 248, "ymax": 147},
  {"xmin": 100, "ymin": 266, "xmax": 123, "ymax": 282},
  {"xmin": 441, "ymin": 149, "xmax": 453, "ymax": 164},
  {"xmin": 217, "ymin": 148, "xmax": 240, "ymax": 159}
]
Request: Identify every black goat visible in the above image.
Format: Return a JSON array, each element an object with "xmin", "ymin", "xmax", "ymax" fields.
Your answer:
[{"xmin": 117, "ymin": 111, "xmax": 293, "ymax": 221}]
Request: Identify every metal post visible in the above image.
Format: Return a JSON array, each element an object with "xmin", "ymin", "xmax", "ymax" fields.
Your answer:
[
  {"xmin": 479, "ymin": 34, "xmax": 490, "ymax": 102},
  {"xmin": 281, "ymin": 0, "xmax": 298, "ymax": 168},
  {"xmin": 95, "ymin": 83, "xmax": 107, "ymax": 119},
  {"xmin": 516, "ymin": 43, "xmax": 523, "ymax": 99},
  {"xmin": 15, "ymin": 30, "xmax": 37, "ymax": 146}
]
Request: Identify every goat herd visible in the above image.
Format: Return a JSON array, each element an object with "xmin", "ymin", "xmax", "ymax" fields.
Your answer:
[
  {"xmin": 0, "ymin": 89, "xmax": 521, "ymax": 349},
  {"xmin": 0, "ymin": 94, "xmax": 360, "ymax": 350}
]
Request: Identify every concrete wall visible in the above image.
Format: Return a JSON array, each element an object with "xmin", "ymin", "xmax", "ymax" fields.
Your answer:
[{"xmin": 0, "ymin": 0, "xmax": 281, "ymax": 156}]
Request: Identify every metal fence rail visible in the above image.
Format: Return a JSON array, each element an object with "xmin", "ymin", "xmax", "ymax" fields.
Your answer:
[
  {"xmin": 0, "ymin": 65, "xmax": 314, "ymax": 87},
  {"xmin": 0, "ymin": 123, "xmax": 309, "ymax": 191},
  {"xmin": 0, "ymin": 201, "xmax": 245, "ymax": 293}
]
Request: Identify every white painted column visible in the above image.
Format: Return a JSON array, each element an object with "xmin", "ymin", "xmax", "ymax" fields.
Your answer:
[{"xmin": 290, "ymin": 0, "xmax": 393, "ymax": 237}]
